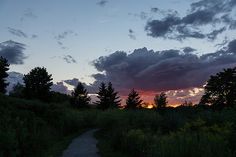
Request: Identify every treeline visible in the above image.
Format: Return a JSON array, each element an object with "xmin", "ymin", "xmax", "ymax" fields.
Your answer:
[{"xmin": 1, "ymin": 56, "xmax": 236, "ymax": 109}]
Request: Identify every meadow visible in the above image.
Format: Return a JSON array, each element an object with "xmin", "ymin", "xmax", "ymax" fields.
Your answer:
[{"xmin": 1, "ymin": 94, "xmax": 236, "ymax": 157}]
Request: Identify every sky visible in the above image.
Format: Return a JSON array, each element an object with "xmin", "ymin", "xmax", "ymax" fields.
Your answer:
[{"xmin": 1, "ymin": 0, "xmax": 236, "ymax": 105}]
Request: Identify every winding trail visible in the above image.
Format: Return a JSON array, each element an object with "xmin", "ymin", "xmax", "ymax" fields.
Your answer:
[{"xmin": 61, "ymin": 129, "xmax": 100, "ymax": 157}]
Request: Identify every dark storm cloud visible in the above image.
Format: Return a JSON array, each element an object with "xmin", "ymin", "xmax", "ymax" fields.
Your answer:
[
  {"xmin": 145, "ymin": 0, "xmax": 236, "ymax": 40},
  {"xmin": 92, "ymin": 40, "xmax": 236, "ymax": 94},
  {"xmin": 228, "ymin": 39, "xmax": 236, "ymax": 53},
  {"xmin": 97, "ymin": 0, "xmax": 108, "ymax": 7},
  {"xmin": 7, "ymin": 27, "xmax": 28, "ymax": 38},
  {"xmin": 63, "ymin": 55, "xmax": 77, "ymax": 64},
  {"xmin": 0, "ymin": 40, "xmax": 26, "ymax": 64}
]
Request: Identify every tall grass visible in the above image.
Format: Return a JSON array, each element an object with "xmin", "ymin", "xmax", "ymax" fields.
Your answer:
[
  {"xmin": 95, "ymin": 108, "xmax": 236, "ymax": 157},
  {"xmin": 0, "ymin": 94, "xmax": 98, "ymax": 157},
  {"xmin": 1, "ymin": 94, "xmax": 236, "ymax": 157}
]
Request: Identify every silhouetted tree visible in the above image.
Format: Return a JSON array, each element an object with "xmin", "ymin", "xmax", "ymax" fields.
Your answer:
[
  {"xmin": 96, "ymin": 82, "xmax": 109, "ymax": 110},
  {"xmin": 181, "ymin": 100, "xmax": 193, "ymax": 107},
  {"xmin": 154, "ymin": 92, "xmax": 168, "ymax": 109},
  {"xmin": 125, "ymin": 89, "xmax": 143, "ymax": 109},
  {"xmin": 70, "ymin": 82, "xmax": 91, "ymax": 108},
  {"xmin": 23, "ymin": 67, "xmax": 53, "ymax": 102},
  {"xmin": 200, "ymin": 67, "xmax": 236, "ymax": 107},
  {"xmin": 9, "ymin": 83, "xmax": 24, "ymax": 98},
  {"xmin": 107, "ymin": 82, "xmax": 121, "ymax": 108},
  {"xmin": 0, "ymin": 56, "xmax": 9, "ymax": 94}
]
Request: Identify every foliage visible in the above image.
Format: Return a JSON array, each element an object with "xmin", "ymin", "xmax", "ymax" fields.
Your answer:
[
  {"xmin": 70, "ymin": 82, "xmax": 91, "ymax": 108},
  {"xmin": 1, "ymin": 91, "xmax": 236, "ymax": 157},
  {"xmin": 23, "ymin": 67, "xmax": 53, "ymax": 102},
  {"xmin": 96, "ymin": 82, "xmax": 109, "ymax": 110},
  {"xmin": 200, "ymin": 67, "xmax": 236, "ymax": 108},
  {"xmin": 125, "ymin": 89, "xmax": 143, "ymax": 109},
  {"xmin": 9, "ymin": 83, "xmax": 25, "ymax": 98},
  {"xmin": 0, "ymin": 94, "xmax": 98, "ymax": 157},
  {"xmin": 96, "ymin": 108, "xmax": 236, "ymax": 157},
  {"xmin": 0, "ymin": 56, "xmax": 9, "ymax": 94},
  {"xmin": 107, "ymin": 82, "xmax": 121, "ymax": 108},
  {"xmin": 96, "ymin": 82, "xmax": 121, "ymax": 110},
  {"xmin": 154, "ymin": 92, "xmax": 168, "ymax": 108},
  {"xmin": 50, "ymin": 91, "xmax": 71, "ymax": 103}
]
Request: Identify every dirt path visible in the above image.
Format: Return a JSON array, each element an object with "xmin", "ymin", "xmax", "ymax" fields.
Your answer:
[{"xmin": 61, "ymin": 129, "xmax": 100, "ymax": 157}]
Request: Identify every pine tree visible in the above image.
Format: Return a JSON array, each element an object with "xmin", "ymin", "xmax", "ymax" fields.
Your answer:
[
  {"xmin": 71, "ymin": 82, "xmax": 91, "ymax": 108},
  {"xmin": 0, "ymin": 56, "xmax": 9, "ymax": 94},
  {"xmin": 96, "ymin": 82, "xmax": 109, "ymax": 110},
  {"xmin": 154, "ymin": 92, "xmax": 168, "ymax": 109},
  {"xmin": 107, "ymin": 82, "xmax": 121, "ymax": 108},
  {"xmin": 126, "ymin": 89, "xmax": 143, "ymax": 109},
  {"xmin": 23, "ymin": 67, "xmax": 53, "ymax": 102}
]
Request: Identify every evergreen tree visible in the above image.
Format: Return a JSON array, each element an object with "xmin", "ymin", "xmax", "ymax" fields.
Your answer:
[
  {"xmin": 126, "ymin": 89, "xmax": 143, "ymax": 109},
  {"xmin": 96, "ymin": 82, "xmax": 109, "ymax": 110},
  {"xmin": 107, "ymin": 82, "xmax": 121, "ymax": 108},
  {"xmin": 70, "ymin": 82, "xmax": 91, "ymax": 108},
  {"xmin": 200, "ymin": 67, "xmax": 236, "ymax": 107},
  {"xmin": 0, "ymin": 56, "xmax": 9, "ymax": 94},
  {"xmin": 154, "ymin": 92, "xmax": 168, "ymax": 109},
  {"xmin": 23, "ymin": 67, "xmax": 53, "ymax": 102}
]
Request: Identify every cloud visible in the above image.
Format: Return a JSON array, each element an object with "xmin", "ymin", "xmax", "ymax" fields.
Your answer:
[
  {"xmin": 6, "ymin": 72, "xmax": 24, "ymax": 93},
  {"xmin": 64, "ymin": 78, "xmax": 97, "ymax": 93},
  {"xmin": 97, "ymin": 0, "xmax": 108, "ymax": 7},
  {"xmin": 6, "ymin": 72, "xmax": 94, "ymax": 95},
  {"xmin": 145, "ymin": 0, "xmax": 236, "ymax": 40},
  {"xmin": 182, "ymin": 47, "xmax": 196, "ymax": 53},
  {"xmin": 128, "ymin": 12, "xmax": 148, "ymax": 20},
  {"xmin": 54, "ymin": 30, "xmax": 77, "ymax": 49},
  {"xmin": 23, "ymin": 8, "xmax": 37, "ymax": 19},
  {"xmin": 21, "ymin": 8, "xmax": 37, "ymax": 21},
  {"xmin": 166, "ymin": 88, "xmax": 204, "ymax": 105},
  {"xmin": 215, "ymin": 37, "xmax": 229, "ymax": 48},
  {"xmin": 7, "ymin": 27, "xmax": 28, "ymax": 38},
  {"xmin": 128, "ymin": 29, "xmax": 136, "ymax": 40},
  {"xmin": 7, "ymin": 27, "xmax": 38, "ymax": 39},
  {"xmin": 51, "ymin": 82, "xmax": 72, "ymax": 95},
  {"xmin": 64, "ymin": 78, "xmax": 80, "ymax": 86},
  {"xmin": 55, "ymin": 30, "xmax": 77, "ymax": 40},
  {"xmin": 228, "ymin": 39, "xmax": 236, "ymax": 53},
  {"xmin": 0, "ymin": 40, "xmax": 26, "ymax": 64},
  {"xmin": 151, "ymin": 8, "xmax": 159, "ymax": 13},
  {"xmin": 63, "ymin": 55, "xmax": 77, "ymax": 64},
  {"xmin": 31, "ymin": 34, "xmax": 38, "ymax": 39},
  {"xmin": 92, "ymin": 40, "xmax": 236, "ymax": 95}
]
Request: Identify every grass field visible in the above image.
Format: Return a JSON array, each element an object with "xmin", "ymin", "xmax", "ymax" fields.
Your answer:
[{"xmin": 1, "ymin": 94, "xmax": 236, "ymax": 157}]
